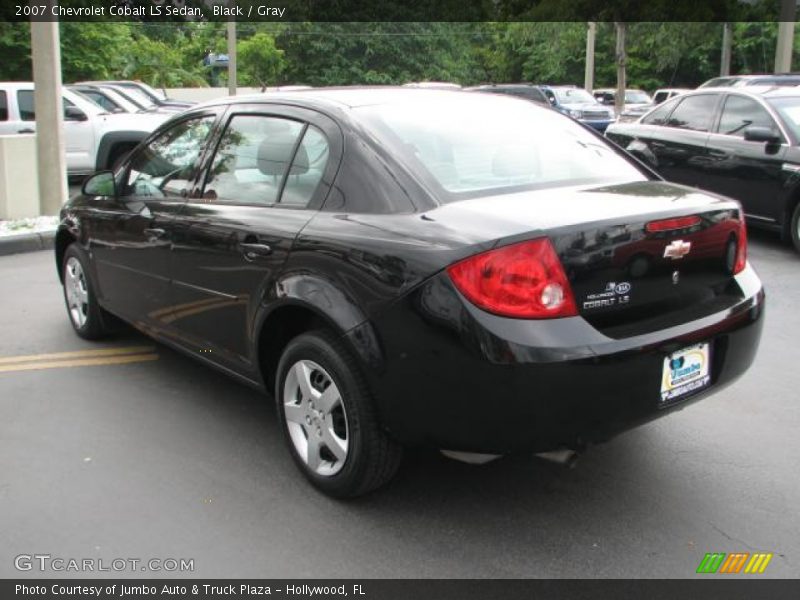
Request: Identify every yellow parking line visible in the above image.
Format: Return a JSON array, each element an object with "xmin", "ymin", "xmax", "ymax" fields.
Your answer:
[
  {"xmin": 0, "ymin": 353, "xmax": 159, "ymax": 373},
  {"xmin": 0, "ymin": 345, "xmax": 156, "ymax": 366}
]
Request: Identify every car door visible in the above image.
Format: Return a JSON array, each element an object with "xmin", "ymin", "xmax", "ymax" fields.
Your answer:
[
  {"xmin": 704, "ymin": 93, "xmax": 787, "ymax": 223},
  {"xmin": 167, "ymin": 105, "xmax": 342, "ymax": 376},
  {"xmin": 642, "ymin": 93, "xmax": 721, "ymax": 187},
  {"xmin": 87, "ymin": 112, "xmax": 220, "ymax": 328},
  {"xmin": 15, "ymin": 89, "xmax": 96, "ymax": 173}
]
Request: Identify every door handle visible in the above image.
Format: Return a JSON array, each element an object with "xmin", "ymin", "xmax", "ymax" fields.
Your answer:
[
  {"xmin": 144, "ymin": 227, "xmax": 166, "ymax": 240},
  {"xmin": 240, "ymin": 242, "xmax": 272, "ymax": 259},
  {"xmin": 17, "ymin": 128, "xmax": 34, "ymax": 134},
  {"xmin": 708, "ymin": 149, "xmax": 728, "ymax": 158}
]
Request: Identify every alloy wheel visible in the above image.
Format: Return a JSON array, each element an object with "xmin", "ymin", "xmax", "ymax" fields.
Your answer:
[
  {"xmin": 282, "ymin": 359, "xmax": 349, "ymax": 476},
  {"xmin": 64, "ymin": 256, "xmax": 89, "ymax": 329}
]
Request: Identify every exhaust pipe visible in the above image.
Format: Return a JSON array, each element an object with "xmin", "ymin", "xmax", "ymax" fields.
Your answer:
[{"xmin": 535, "ymin": 449, "xmax": 579, "ymax": 468}]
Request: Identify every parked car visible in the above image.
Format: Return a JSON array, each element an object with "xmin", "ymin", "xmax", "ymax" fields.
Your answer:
[
  {"xmin": 653, "ymin": 88, "xmax": 691, "ymax": 104},
  {"xmin": 539, "ymin": 85, "xmax": 615, "ymax": 131},
  {"xmin": 606, "ymin": 86, "xmax": 800, "ymax": 252},
  {"xmin": 56, "ymin": 88, "xmax": 764, "ymax": 497},
  {"xmin": 0, "ymin": 82, "xmax": 170, "ymax": 176},
  {"xmin": 402, "ymin": 81, "xmax": 462, "ymax": 90},
  {"xmin": 69, "ymin": 84, "xmax": 175, "ymax": 116},
  {"xmin": 464, "ymin": 83, "xmax": 550, "ymax": 106},
  {"xmin": 594, "ymin": 88, "xmax": 654, "ymax": 114},
  {"xmin": 76, "ymin": 80, "xmax": 194, "ymax": 111},
  {"xmin": 699, "ymin": 73, "xmax": 800, "ymax": 88}
]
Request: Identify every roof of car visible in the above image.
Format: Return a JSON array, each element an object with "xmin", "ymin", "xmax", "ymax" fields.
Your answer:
[
  {"xmin": 465, "ymin": 83, "xmax": 539, "ymax": 89},
  {"xmin": 195, "ymin": 87, "xmax": 480, "ymax": 110},
  {"xmin": 690, "ymin": 85, "xmax": 800, "ymax": 98}
]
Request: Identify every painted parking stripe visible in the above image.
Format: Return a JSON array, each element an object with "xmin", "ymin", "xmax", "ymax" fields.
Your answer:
[{"xmin": 0, "ymin": 346, "xmax": 158, "ymax": 373}]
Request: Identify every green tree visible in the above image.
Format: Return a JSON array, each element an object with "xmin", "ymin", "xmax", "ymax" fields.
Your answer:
[{"xmin": 238, "ymin": 32, "xmax": 285, "ymax": 89}]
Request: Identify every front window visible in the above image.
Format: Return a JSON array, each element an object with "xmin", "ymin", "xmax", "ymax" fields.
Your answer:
[
  {"xmin": 766, "ymin": 96, "xmax": 800, "ymax": 141},
  {"xmin": 356, "ymin": 95, "xmax": 646, "ymax": 199},
  {"xmin": 718, "ymin": 95, "xmax": 778, "ymax": 138},
  {"xmin": 123, "ymin": 116, "xmax": 215, "ymax": 198}
]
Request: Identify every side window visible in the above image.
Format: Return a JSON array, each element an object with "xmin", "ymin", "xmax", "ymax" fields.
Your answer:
[
  {"xmin": 17, "ymin": 90, "xmax": 35, "ymax": 120},
  {"xmin": 123, "ymin": 115, "xmax": 215, "ymax": 198},
  {"xmin": 84, "ymin": 91, "xmax": 117, "ymax": 112},
  {"xmin": 281, "ymin": 125, "xmax": 330, "ymax": 206},
  {"xmin": 641, "ymin": 97, "xmax": 678, "ymax": 125},
  {"xmin": 0, "ymin": 91, "xmax": 7, "ymax": 121},
  {"xmin": 665, "ymin": 94, "xmax": 719, "ymax": 132},
  {"xmin": 718, "ymin": 95, "xmax": 778, "ymax": 138},
  {"xmin": 204, "ymin": 115, "xmax": 305, "ymax": 205}
]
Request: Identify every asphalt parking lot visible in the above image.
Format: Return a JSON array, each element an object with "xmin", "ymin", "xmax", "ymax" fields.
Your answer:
[{"xmin": 0, "ymin": 230, "xmax": 798, "ymax": 579}]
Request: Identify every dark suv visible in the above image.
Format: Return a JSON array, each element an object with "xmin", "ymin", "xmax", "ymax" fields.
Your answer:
[{"xmin": 538, "ymin": 85, "xmax": 616, "ymax": 132}]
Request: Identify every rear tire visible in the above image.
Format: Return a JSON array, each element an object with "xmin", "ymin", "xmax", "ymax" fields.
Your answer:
[
  {"xmin": 275, "ymin": 330, "xmax": 402, "ymax": 498},
  {"xmin": 62, "ymin": 244, "xmax": 114, "ymax": 340},
  {"xmin": 791, "ymin": 203, "xmax": 800, "ymax": 254}
]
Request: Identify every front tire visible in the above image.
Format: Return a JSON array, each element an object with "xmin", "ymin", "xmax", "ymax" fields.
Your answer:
[
  {"xmin": 275, "ymin": 330, "xmax": 402, "ymax": 498},
  {"xmin": 791, "ymin": 203, "xmax": 800, "ymax": 253},
  {"xmin": 62, "ymin": 244, "xmax": 113, "ymax": 340}
]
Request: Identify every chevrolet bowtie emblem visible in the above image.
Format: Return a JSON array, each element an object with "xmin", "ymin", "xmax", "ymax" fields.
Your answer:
[{"xmin": 664, "ymin": 239, "xmax": 692, "ymax": 259}]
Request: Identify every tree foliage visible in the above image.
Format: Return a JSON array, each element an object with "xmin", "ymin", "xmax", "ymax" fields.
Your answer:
[{"xmin": 0, "ymin": 21, "xmax": 797, "ymax": 91}]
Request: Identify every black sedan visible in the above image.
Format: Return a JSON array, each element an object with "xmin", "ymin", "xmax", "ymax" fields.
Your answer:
[
  {"xmin": 606, "ymin": 86, "xmax": 800, "ymax": 253},
  {"xmin": 56, "ymin": 88, "xmax": 764, "ymax": 497}
]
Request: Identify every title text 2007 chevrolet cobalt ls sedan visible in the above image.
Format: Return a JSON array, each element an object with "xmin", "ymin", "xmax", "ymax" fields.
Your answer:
[{"xmin": 56, "ymin": 89, "xmax": 764, "ymax": 497}]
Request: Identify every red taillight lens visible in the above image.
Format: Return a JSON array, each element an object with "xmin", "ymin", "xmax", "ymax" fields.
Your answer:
[
  {"xmin": 734, "ymin": 216, "xmax": 747, "ymax": 274},
  {"xmin": 446, "ymin": 238, "xmax": 578, "ymax": 319},
  {"xmin": 645, "ymin": 215, "xmax": 701, "ymax": 233}
]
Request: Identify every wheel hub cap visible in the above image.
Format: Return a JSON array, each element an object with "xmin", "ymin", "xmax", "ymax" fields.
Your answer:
[
  {"xmin": 283, "ymin": 359, "xmax": 349, "ymax": 477},
  {"xmin": 64, "ymin": 257, "xmax": 89, "ymax": 329}
]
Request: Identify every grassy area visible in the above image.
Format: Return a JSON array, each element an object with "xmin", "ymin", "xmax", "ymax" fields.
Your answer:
[{"xmin": 0, "ymin": 216, "xmax": 59, "ymax": 237}]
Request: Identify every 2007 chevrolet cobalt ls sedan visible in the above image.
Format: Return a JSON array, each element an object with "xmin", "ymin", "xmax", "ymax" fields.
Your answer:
[{"xmin": 56, "ymin": 88, "xmax": 764, "ymax": 497}]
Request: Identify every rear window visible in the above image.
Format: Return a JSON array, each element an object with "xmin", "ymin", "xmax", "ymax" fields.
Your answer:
[
  {"xmin": 0, "ymin": 91, "xmax": 6, "ymax": 121},
  {"xmin": 356, "ymin": 95, "xmax": 646, "ymax": 199}
]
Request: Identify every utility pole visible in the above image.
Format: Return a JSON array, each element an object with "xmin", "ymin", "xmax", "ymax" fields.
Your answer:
[
  {"xmin": 775, "ymin": 0, "xmax": 796, "ymax": 73},
  {"xmin": 585, "ymin": 22, "xmax": 596, "ymax": 92},
  {"xmin": 30, "ymin": 20, "xmax": 67, "ymax": 216},
  {"xmin": 227, "ymin": 19, "xmax": 237, "ymax": 95},
  {"xmin": 615, "ymin": 22, "xmax": 626, "ymax": 116},
  {"xmin": 721, "ymin": 22, "xmax": 732, "ymax": 76}
]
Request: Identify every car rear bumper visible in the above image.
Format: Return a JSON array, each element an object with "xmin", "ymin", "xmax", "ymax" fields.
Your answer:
[{"xmin": 356, "ymin": 265, "xmax": 765, "ymax": 454}]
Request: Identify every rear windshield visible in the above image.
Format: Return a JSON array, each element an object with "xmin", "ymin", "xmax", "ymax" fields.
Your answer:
[{"xmin": 356, "ymin": 95, "xmax": 646, "ymax": 200}]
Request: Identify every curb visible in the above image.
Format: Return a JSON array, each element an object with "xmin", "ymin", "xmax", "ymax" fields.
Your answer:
[{"xmin": 0, "ymin": 230, "xmax": 56, "ymax": 257}]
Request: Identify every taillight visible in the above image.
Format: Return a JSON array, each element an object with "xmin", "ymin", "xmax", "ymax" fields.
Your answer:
[
  {"xmin": 734, "ymin": 215, "xmax": 747, "ymax": 274},
  {"xmin": 446, "ymin": 238, "xmax": 578, "ymax": 319},
  {"xmin": 645, "ymin": 215, "xmax": 701, "ymax": 233}
]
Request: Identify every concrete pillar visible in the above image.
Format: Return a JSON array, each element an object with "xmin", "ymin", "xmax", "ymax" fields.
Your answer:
[
  {"xmin": 775, "ymin": 0, "xmax": 796, "ymax": 73},
  {"xmin": 615, "ymin": 22, "xmax": 626, "ymax": 116},
  {"xmin": 584, "ymin": 22, "xmax": 596, "ymax": 92},
  {"xmin": 227, "ymin": 20, "xmax": 237, "ymax": 96},
  {"xmin": 721, "ymin": 22, "xmax": 732, "ymax": 76},
  {"xmin": 30, "ymin": 21, "xmax": 67, "ymax": 216}
]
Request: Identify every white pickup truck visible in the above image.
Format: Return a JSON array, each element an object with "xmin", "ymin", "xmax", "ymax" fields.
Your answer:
[{"xmin": 0, "ymin": 82, "xmax": 170, "ymax": 177}]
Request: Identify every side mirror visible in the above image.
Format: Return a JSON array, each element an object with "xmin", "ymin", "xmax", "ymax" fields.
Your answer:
[
  {"xmin": 64, "ymin": 106, "xmax": 88, "ymax": 122},
  {"xmin": 82, "ymin": 171, "xmax": 116, "ymax": 197},
  {"xmin": 743, "ymin": 126, "xmax": 781, "ymax": 145}
]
